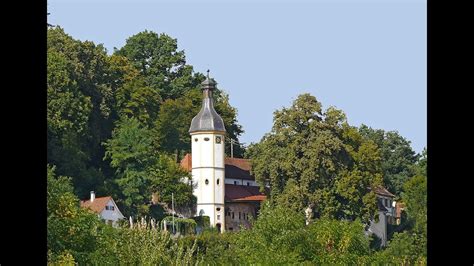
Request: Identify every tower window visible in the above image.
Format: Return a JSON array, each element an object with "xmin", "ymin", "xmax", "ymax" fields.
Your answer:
[
  {"xmin": 217, "ymin": 215, "xmax": 220, "ymax": 220},
  {"xmin": 234, "ymin": 181, "xmax": 237, "ymax": 185},
  {"xmin": 205, "ymin": 179, "xmax": 209, "ymax": 185},
  {"xmin": 216, "ymin": 207, "xmax": 221, "ymax": 211},
  {"xmin": 232, "ymin": 212, "xmax": 234, "ymax": 219},
  {"xmin": 239, "ymin": 212, "xmax": 241, "ymax": 219},
  {"xmin": 247, "ymin": 182, "xmax": 250, "ymax": 186},
  {"xmin": 194, "ymin": 138, "xmax": 198, "ymax": 142},
  {"xmin": 217, "ymin": 179, "xmax": 220, "ymax": 185},
  {"xmin": 215, "ymin": 136, "xmax": 222, "ymax": 143},
  {"xmin": 204, "ymin": 137, "xmax": 210, "ymax": 141}
]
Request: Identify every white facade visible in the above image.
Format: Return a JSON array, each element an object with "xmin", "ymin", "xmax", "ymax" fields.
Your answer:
[
  {"xmin": 191, "ymin": 132, "xmax": 225, "ymax": 231},
  {"xmin": 99, "ymin": 199, "xmax": 125, "ymax": 227}
]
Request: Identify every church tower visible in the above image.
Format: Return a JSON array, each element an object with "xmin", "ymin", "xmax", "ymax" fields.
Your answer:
[{"xmin": 189, "ymin": 71, "xmax": 226, "ymax": 232}]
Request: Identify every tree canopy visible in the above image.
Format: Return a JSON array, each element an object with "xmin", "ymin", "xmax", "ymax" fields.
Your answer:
[
  {"xmin": 247, "ymin": 94, "xmax": 383, "ymax": 223},
  {"xmin": 47, "ymin": 26, "xmax": 245, "ymax": 218}
]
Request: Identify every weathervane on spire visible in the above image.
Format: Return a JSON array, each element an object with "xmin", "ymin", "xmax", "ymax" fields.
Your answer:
[{"xmin": 207, "ymin": 69, "xmax": 210, "ymax": 79}]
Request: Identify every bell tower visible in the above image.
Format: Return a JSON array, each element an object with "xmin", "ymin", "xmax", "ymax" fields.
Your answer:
[{"xmin": 189, "ymin": 71, "xmax": 226, "ymax": 232}]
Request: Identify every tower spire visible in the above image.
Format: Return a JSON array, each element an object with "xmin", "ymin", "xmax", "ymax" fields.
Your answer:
[{"xmin": 189, "ymin": 70, "xmax": 225, "ymax": 133}]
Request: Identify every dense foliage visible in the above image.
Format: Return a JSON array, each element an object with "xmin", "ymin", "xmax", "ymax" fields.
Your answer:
[
  {"xmin": 247, "ymin": 94, "xmax": 384, "ymax": 223},
  {"xmin": 48, "ymin": 25, "xmax": 427, "ymax": 265},
  {"xmin": 47, "ymin": 26, "xmax": 245, "ymax": 220}
]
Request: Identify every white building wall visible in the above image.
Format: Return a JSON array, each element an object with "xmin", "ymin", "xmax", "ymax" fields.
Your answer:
[
  {"xmin": 191, "ymin": 132, "xmax": 225, "ymax": 230},
  {"xmin": 99, "ymin": 199, "xmax": 125, "ymax": 227}
]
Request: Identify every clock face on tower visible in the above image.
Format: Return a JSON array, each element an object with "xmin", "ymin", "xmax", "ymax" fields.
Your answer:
[{"xmin": 215, "ymin": 136, "xmax": 222, "ymax": 144}]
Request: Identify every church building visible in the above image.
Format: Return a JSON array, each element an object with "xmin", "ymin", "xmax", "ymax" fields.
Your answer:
[{"xmin": 181, "ymin": 73, "xmax": 265, "ymax": 232}]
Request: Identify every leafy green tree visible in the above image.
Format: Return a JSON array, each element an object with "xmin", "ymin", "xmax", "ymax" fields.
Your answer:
[
  {"xmin": 48, "ymin": 26, "xmax": 118, "ymax": 198},
  {"xmin": 153, "ymin": 93, "xmax": 199, "ymax": 160},
  {"xmin": 233, "ymin": 202, "xmax": 308, "ymax": 264},
  {"xmin": 47, "ymin": 165, "xmax": 102, "ymax": 264},
  {"xmin": 380, "ymin": 231, "xmax": 427, "ymax": 264},
  {"xmin": 248, "ymin": 94, "xmax": 382, "ymax": 222},
  {"xmin": 103, "ymin": 116, "xmax": 194, "ymax": 217},
  {"xmin": 305, "ymin": 218, "xmax": 371, "ymax": 264},
  {"xmin": 402, "ymin": 148, "xmax": 427, "ymax": 238},
  {"xmin": 115, "ymin": 77, "xmax": 162, "ymax": 127},
  {"xmin": 115, "ymin": 30, "xmax": 202, "ymax": 100},
  {"xmin": 359, "ymin": 124, "xmax": 419, "ymax": 196}
]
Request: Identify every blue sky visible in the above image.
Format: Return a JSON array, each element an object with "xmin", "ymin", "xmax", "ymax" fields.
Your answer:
[{"xmin": 48, "ymin": 0, "xmax": 426, "ymax": 153}]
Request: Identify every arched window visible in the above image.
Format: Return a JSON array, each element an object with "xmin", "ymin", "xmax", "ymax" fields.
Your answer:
[
  {"xmin": 205, "ymin": 179, "xmax": 209, "ymax": 185},
  {"xmin": 217, "ymin": 179, "xmax": 220, "ymax": 185},
  {"xmin": 199, "ymin": 209, "xmax": 205, "ymax": 216}
]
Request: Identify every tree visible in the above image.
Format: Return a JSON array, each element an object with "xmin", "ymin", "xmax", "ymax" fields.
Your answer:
[
  {"xmin": 47, "ymin": 165, "xmax": 102, "ymax": 264},
  {"xmin": 403, "ymin": 148, "xmax": 427, "ymax": 235},
  {"xmin": 103, "ymin": 117, "xmax": 194, "ymax": 217},
  {"xmin": 48, "ymin": 26, "xmax": 120, "ymax": 199},
  {"xmin": 153, "ymin": 93, "xmax": 199, "ymax": 160},
  {"xmin": 247, "ymin": 94, "xmax": 383, "ymax": 222},
  {"xmin": 359, "ymin": 124, "xmax": 419, "ymax": 197},
  {"xmin": 115, "ymin": 30, "xmax": 202, "ymax": 100}
]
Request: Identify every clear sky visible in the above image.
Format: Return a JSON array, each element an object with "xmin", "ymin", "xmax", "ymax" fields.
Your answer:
[{"xmin": 48, "ymin": 0, "xmax": 426, "ymax": 153}]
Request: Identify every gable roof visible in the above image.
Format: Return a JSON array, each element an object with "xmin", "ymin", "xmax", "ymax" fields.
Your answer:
[
  {"xmin": 180, "ymin": 154, "xmax": 255, "ymax": 181},
  {"xmin": 373, "ymin": 186, "xmax": 395, "ymax": 198},
  {"xmin": 225, "ymin": 184, "xmax": 266, "ymax": 202},
  {"xmin": 80, "ymin": 196, "xmax": 113, "ymax": 214}
]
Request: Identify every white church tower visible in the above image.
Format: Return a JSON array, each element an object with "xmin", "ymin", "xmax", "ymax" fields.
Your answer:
[{"xmin": 189, "ymin": 71, "xmax": 226, "ymax": 232}]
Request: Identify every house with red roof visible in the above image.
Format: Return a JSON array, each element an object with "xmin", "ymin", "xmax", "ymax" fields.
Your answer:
[{"xmin": 80, "ymin": 191, "xmax": 125, "ymax": 227}]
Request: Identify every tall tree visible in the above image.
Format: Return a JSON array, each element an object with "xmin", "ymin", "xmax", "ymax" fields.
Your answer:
[
  {"xmin": 115, "ymin": 30, "xmax": 201, "ymax": 100},
  {"xmin": 248, "ymin": 94, "xmax": 382, "ymax": 222},
  {"xmin": 48, "ymin": 27, "xmax": 111, "ymax": 198},
  {"xmin": 103, "ymin": 117, "xmax": 193, "ymax": 217},
  {"xmin": 358, "ymin": 125, "xmax": 419, "ymax": 197}
]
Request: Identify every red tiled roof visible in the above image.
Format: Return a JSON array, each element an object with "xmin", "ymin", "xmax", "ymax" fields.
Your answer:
[
  {"xmin": 80, "ymin": 196, "xmax": 112, "ymax": 214},
  {"xmin": 225, "ymin": 184, "xmax": 266, "ymax": 202},
  {"xmin": 180, "ymin": 154, "xmax": 255, "ymax": 181},
  {"xmin": 181, "ymin": 153, "xmax": 192, "ymax": 171}
]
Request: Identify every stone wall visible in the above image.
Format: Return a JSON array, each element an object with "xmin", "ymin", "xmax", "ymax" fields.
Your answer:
[{"xmin": 224, "ymin": 202, "xmax": 260, "ymax": 231}]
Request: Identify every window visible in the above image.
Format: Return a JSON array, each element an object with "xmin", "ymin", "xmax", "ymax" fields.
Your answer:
[
  {"xmin": 216, "ymin": 207, "xmax": 221, "ymax": 211},
  {"xmin": 232, "ymin": 212, "xmax": 234, "ymax": 219},
  {"xmin": 105, "ymin": 206, "xmax": 115, "ymax": 211},
  {"xmin": 107, "ymin": 220, "xmax": 113, "ymax": 226},
  {"xmin": 234, "ymin": 181, "xmax": 237, "ymax": 185},
  {"xmin": 199, "ymin": 209, "xmax": 205, "ymax": 216},
  {"xmin": 204, "ymin": 137, "xmax": 210, "ymax": 141},
  {"xmin": 215, "ymin": 136, "xmax": 222, "ymax": 143},
  {"xmin": 217, "ymin": 179, "xmax": 220, "ymax": 185},
  {"xmin": 229, "ymin": 227, "xmax": 233, "ymax": 231},
  {"xmin": 217, "ymin": 215, "xmax": 220, "ymax": 220},
  {"xmin": 384, "ymin": 199, "xmax": 388, "ymax": 207},
  {"xmin": 194, "ymin": 138, "xmax": 198, "ymax": 142},
  {"xmin": 247, "ymin": 182, "xmax": 250, "ymax": 186},
  {"xmin": 205, "ymin": 179, "xmax": 209, "ymax": 185},
  {"xmin": 239, "ymin": 212, "xmax": 241, "ymax": 219}
]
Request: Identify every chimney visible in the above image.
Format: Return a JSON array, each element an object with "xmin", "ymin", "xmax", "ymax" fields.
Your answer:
[{"xmin": 90, "ymin": 191, "xmax": 95, "ymax": 202}]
